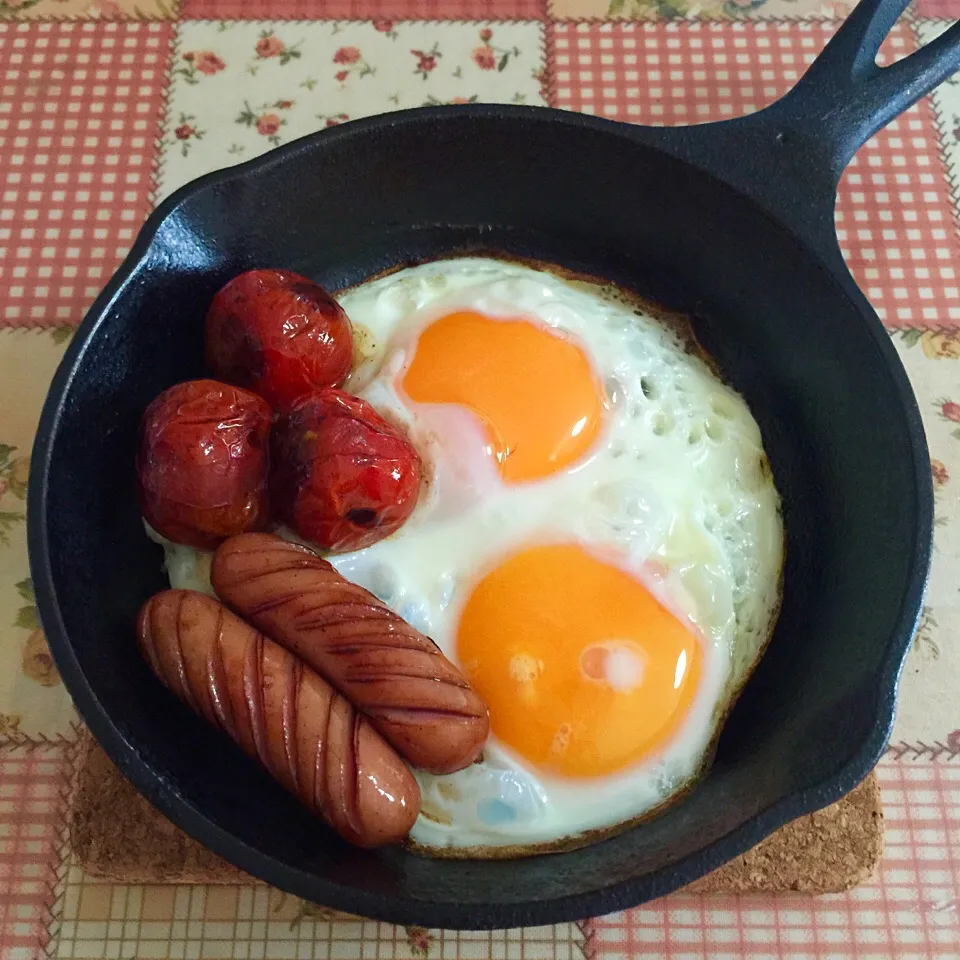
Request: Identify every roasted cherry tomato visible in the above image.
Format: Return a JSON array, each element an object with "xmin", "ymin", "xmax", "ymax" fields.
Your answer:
[
  {"xmin": 206, "ymin": 269, "xmax": 353, "ymax": 411},
  {"xmin": 271, "ymin": 388, "xmax": 423, "ymax": 552},
  {"xmin": 138, "ymin": 379, "xmax": 272, "ymax": 549}
]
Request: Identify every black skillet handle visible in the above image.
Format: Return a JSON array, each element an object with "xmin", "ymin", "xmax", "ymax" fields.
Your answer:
[
  {"xmin": 631, "ymin": 0, "xmax": 960, "ymax": 263},
  {"xmin": 773, "ymin": 0, "xmax": 960, "ymax": 175}
]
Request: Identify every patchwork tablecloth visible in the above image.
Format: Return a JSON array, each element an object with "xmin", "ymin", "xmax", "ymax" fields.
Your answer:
[{"xmin": 1, "ymin": 0, "xmax": 959, "ymax": 956}]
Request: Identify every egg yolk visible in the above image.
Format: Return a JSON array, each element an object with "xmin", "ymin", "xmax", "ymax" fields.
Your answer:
[
  {"xmin": 401, "ymin": 311, "xmax": 605, "ymax": 482},
  {"xmin": 457, "ymin": 544, "xmax": 702, "ymax": 778}
]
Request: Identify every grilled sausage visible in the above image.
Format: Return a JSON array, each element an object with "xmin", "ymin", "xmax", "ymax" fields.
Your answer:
[
  {"xmin": 211, "ymin": 533, "xmax": 490, "ymax": 774},
  {"xmin": 137, "ymin": 589, "xmax": 420, "ymax": 847}
]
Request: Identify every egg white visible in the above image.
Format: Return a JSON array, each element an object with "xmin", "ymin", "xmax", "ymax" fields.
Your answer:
[{"xmin": 157, "ymin": 257, "xmax": 783, "ymax": 854}]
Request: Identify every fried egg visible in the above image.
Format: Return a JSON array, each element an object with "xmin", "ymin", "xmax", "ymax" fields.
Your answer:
[{"xmin": 158, "ymin": 257, "xmax": 783, "ymax": 854}]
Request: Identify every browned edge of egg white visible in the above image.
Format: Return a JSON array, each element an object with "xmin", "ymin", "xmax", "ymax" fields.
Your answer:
[
  {"xmin": 343, "ymin": 249, "xmax": 705, "ymax": 369},
  {"xmin": 404, "ymin": 770, "xmax": 705, "ymax": 860}
]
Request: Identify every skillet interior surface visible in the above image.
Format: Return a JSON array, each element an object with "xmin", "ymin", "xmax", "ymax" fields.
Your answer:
[{"xmin": 30, "ymin": 109, "xmax": 930, "ymax": 928}]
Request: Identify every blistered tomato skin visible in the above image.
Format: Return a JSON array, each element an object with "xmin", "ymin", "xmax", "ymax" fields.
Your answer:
[
  {"xmin": 271, "ymin": 389, "xmax": 423, "ymax": 553},
  {"xmin": 137, "ymin": 379, "xmax": 273, "ymax": 549},
  {"xmin": 205, "ymin": 269, "xmax": 354, "ymax": 411}
]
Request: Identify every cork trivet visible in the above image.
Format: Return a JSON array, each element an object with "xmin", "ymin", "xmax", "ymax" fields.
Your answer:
[
  {"xmin": 70, "ymin": 733, "xmax": 882, "ymax": 899},
  {"xmin": 686, "ymin": 773, "xmax": 884, "ymax": 894},
  {"xmin": 70, "ymin": 734, "xmax": 249, "ymax": 886}
]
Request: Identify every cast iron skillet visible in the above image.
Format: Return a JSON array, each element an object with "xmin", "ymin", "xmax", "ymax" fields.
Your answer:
[{"xmin": 28, "ymin": 0, "xmax": 956, "ymax": 929}]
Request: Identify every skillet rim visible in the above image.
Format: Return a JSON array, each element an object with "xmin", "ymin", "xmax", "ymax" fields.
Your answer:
[{"xmin": 28, "ymin": 104, "xmax": 933, "ymax": 929}]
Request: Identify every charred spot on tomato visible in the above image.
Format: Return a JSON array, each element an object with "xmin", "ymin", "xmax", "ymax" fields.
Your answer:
[
  {"xmin": 346, "ymin": 508, "xmax": 378, "ymax": 527},
  {"xmin": 212, "ymin": 312, "xmax": 265, "ymax": 386},
  {"xmin": 290, "ymin": 279, "xmax": 339, "ymax": 310}
]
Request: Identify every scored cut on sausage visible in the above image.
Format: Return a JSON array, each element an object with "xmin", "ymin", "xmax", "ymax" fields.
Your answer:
[
  {"xmin": 137, "ymin": 589, "xmax": 420, "ymax": 848},
  {"xmin": 211, "ymin": 533, "xmax": 490, "ymax": 775}
]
